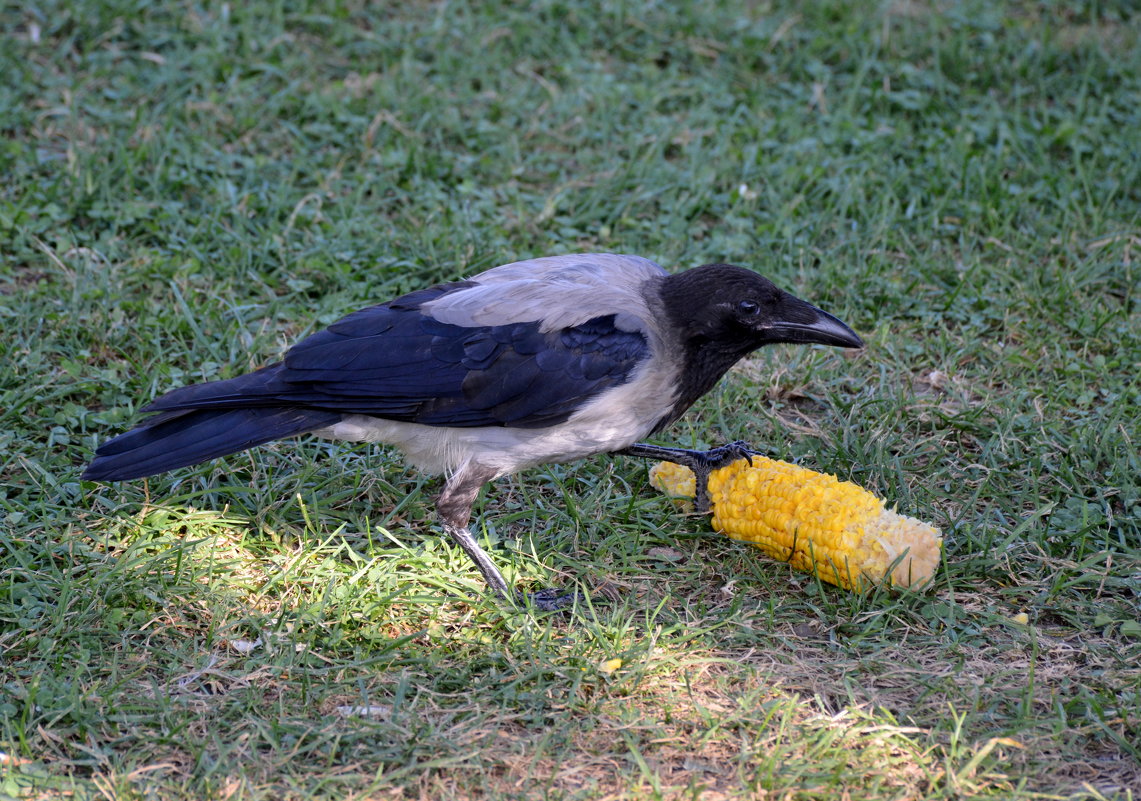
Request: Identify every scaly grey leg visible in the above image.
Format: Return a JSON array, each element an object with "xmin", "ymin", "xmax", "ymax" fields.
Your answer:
[
  {"xmin": 437, "ymin": 463, "xmax": 579, "ymax": 611},
  {"xmin": 618, "ymin": 440, "xmax": 755, "ymax": 512}
]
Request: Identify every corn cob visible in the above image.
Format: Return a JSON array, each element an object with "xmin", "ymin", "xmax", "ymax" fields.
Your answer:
[{"xmin": 649, "ymin": 456, "xmax": 941, "ymax": 591}]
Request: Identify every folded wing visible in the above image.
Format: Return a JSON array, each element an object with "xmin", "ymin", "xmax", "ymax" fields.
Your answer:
[{"xmin": 143, "ymin": 282, "xmax": 652, "ymax": 430}]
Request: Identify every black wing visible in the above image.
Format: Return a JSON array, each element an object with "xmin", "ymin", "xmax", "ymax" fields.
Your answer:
[{"xmin": 144, "ymin": 285, "xmax": 650, "ymax": 430}]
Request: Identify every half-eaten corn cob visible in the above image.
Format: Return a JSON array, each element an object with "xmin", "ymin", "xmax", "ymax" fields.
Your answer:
[{"xmin": 650, "ymin": 456, "xmax": 941, "ymax": 591}]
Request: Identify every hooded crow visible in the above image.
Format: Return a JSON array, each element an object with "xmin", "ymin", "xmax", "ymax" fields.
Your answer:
[{"xmin": 83, "ymin": 253, "xmax": 863, "ymax": 608}]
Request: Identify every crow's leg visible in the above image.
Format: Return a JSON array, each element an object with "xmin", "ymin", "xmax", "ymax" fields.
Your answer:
[
  {"xmin": 437, "ymin": 464, "xmax": 577, "ymax": 612},
  {"xmin": 618, "ymin": 441, "xmax": 755, "ymax": 513}
]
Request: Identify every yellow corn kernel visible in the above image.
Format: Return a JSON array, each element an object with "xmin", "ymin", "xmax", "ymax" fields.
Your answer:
[{"xmin": 649, "ymin": 456, "xmax": 941, "ymax": 592}]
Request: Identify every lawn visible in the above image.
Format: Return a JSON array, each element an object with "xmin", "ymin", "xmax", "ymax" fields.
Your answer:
[{"xmin": 1, "ymin": 1, "xmax": 1138, "ymax": 799}]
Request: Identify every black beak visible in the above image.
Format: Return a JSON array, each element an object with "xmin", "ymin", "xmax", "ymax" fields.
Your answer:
[{"xmin": 764, "ymin": 296, "xmax": 864, "ymax": 349}]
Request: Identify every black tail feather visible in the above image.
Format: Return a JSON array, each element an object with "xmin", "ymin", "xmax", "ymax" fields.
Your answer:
[
  {"xmin": 82, "ymin": 407, "xmax": 341, "ymax": 481},
  {"xmin": 141, "ymin": 364, "xmax": 289, "ymax": 413}
]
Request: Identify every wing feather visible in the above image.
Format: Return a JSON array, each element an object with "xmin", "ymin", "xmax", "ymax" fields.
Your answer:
[{"xmin": 145, "ymin": 277, "xmax": 651, "ymax": 430}]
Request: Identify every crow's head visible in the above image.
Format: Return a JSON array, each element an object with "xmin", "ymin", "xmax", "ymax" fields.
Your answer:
[
  {"xmin": 651, "ymin": 263, "xmax": 863, "ymax": 429},
  {"xmin": 661, "ymin": 263, "xmax": 863, "ymax": 353}
]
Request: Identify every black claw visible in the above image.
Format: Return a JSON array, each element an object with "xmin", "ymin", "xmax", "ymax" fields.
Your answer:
[
  {"xmin": 690, "ymin": 442, "xmax": 754, "ymax": 512},
  {"xmin": 619, "ymin": 440, "xmax": 756, "ymax": 473},
  {"xmin": 695, "ymin": 440, "xmax": 755, "ymax": 471},
  {"xmin": 516, "ymin": 587, "xmax": 581, "ymax": 611},
  {"xmin": 618, "ymin": 440, "xmax": 756, "ymax": 515}
]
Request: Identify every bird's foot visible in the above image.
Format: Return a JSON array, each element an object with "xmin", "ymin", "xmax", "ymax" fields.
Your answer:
[
  {"xmin": 517, "ymin": 586, "xmax": 581, "ymax": 612},
  {"xmin": 442, "ymin": 523, "xmax": 584, "ymax": 612},
  {"xmin": 620, "ymin": 440, "xmax": 756, "ymax": 513},
  {"xmin": 689, "ymin": 440, "xmax": 756, "ymax": 472},
  {"xmin": 687, "ymin": 440, "xmax": 755, "ymax": 513}
]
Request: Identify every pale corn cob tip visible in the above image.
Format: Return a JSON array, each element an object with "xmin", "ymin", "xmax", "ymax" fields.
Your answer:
[{"xmin": 649, "ymin": 456, "xmax": 942, "ymax": 592}]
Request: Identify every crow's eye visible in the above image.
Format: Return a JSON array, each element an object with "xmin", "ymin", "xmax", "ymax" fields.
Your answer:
[{"xmin": 738, "ymin": 299, "xmax": 760, "ymax": 316}]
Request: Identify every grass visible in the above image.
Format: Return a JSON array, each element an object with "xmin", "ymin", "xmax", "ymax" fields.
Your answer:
[{"xmin": 1, "ymin": 0, "xmax": 1139, "ymax": 798}]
